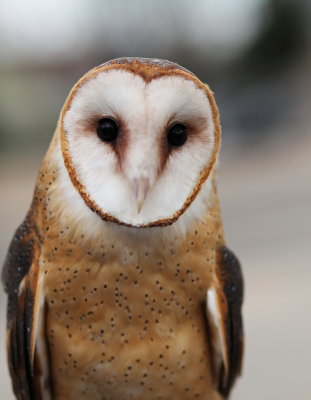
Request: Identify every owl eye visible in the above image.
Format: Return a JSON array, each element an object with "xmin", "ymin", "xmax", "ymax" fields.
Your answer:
[
  {"xmin": 96, "ymin": 118, "xmax": 119, "ymax": 142},
  {"xmin": 167, "ymin": 124, "xmax": 187, "ymax": 147}
]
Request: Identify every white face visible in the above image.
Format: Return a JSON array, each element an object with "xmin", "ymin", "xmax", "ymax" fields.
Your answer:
[{"xmin": 63, "ymin": 69, "xmax": 216, "ymax": 227}]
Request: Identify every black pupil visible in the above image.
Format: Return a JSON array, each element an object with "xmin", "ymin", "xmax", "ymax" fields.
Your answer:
[
  {"xmin": 167, "ymin": 124, "xmax": 187, "ymax": 147},
  {"xmin": 97, "ymin": 118, "xmax": 118, "ymax": 142}
]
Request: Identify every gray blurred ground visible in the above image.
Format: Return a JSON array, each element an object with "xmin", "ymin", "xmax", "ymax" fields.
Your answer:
[{"xmin": 0, "ymin": 131, "xmax": 310, "ymax": 400}]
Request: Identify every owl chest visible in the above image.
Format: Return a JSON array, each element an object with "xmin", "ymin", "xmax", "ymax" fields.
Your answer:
[{"xmin": 43, "ymin": 254, "xmax": 214, "ymax": 399}]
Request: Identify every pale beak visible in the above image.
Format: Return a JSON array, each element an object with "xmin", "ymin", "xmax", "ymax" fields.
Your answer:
[{"xmin": 132, "ymin": 178, "xmax": 150, "ymax": 213}]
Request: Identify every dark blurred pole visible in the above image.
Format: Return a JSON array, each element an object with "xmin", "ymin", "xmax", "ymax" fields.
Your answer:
[{"xmin": 241, "ymin": 0, "xmax": 307, "ymax": 76}]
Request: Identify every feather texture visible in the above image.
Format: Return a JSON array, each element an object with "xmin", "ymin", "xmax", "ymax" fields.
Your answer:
[
  {"xmin": 3, "ymin": 212, "xmax": 52, "ymax": 399},
  {"xmin": 206, "ymin": 247, "xmax": 244, "ymax": 396}
]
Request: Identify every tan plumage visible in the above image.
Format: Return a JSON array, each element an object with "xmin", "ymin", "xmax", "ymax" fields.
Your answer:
[{"xmin": 2, "ymin": 57, "xmax": 243, "ymax": 400}]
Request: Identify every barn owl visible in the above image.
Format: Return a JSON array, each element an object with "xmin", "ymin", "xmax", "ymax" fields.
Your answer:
[{"xmin": 2, "ymin": 57, "xmax": 243, "ymax": 400}]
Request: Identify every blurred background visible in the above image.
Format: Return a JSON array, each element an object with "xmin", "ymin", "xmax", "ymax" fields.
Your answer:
[{"xmin": 0, "ymin": 0, "xmax": 310, "ymax": 399}]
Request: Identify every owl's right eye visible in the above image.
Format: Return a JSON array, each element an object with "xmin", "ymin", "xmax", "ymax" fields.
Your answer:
[{"xmin": 96, "ymin": 118, "xmax": 119, "ymax": 142}]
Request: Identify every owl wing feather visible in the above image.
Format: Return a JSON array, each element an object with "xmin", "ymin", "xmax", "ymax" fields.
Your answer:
[
  {"xmin": 2, "ymin": 211, "xmax": 51, "ymax": 400},
  {"xmin": 206, "ymin": 246, "xmax": 244, "ymax": 398}
]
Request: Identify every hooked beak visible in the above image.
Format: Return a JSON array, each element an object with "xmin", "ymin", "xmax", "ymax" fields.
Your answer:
[{"xmin": 132, "ymin": 178, "xmax": 150, "ymax": 213}]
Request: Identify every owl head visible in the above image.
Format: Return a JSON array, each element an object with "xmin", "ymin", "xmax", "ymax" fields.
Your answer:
[{"xmin": 59, "ymin": 58, "xmax": 221, "ymax": 228}]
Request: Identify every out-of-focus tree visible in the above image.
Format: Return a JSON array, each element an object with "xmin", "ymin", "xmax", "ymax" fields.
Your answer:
[{"xmin": 241, "ymin": 0, "xmax": 308, "ymax": 75}]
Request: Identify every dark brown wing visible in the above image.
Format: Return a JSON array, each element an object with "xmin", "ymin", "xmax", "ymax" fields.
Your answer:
[
  {"xmin": 205, "ymin": 246, "xmax": 244, "ymax": 398},
  {"xmin": 2, "ymin": 211, "xmax": 51, "ymax": 400}
]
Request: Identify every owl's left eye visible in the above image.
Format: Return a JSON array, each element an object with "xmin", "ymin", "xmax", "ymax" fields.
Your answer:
[
  {"xmin": 167, "ymin": 124, "xmax": 187, "ymax": 147},
  {"xmin": 96, "ymin": 118, "xmax": 119, "ymax": 142}
]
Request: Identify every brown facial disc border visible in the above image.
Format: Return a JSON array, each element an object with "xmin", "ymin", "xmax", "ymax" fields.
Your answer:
[{"xmin": 59, "ymin": 57, "xmax": 221, "ymax": 228}]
